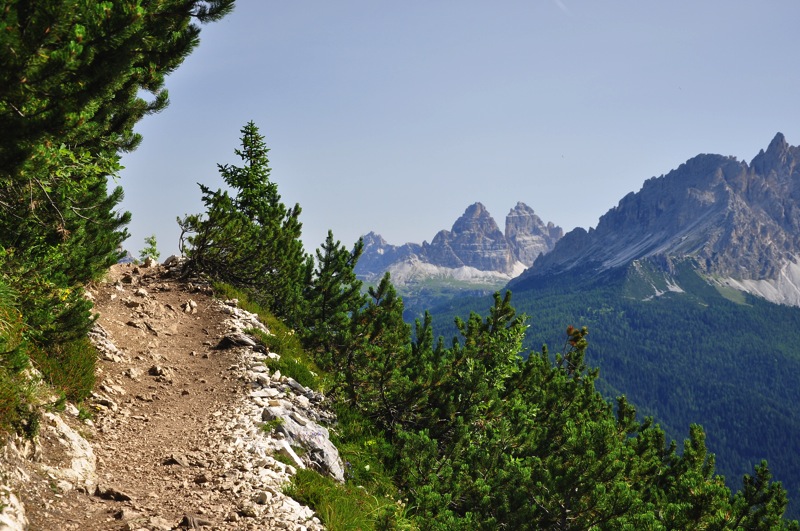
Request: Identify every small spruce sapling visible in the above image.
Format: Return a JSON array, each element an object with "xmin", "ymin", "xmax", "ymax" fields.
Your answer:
[{"xmin": 139, "ymin": 234, "xmax": 160, "ymax": 262}]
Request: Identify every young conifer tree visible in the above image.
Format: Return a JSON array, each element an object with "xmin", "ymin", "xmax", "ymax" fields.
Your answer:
[
  {"xmin": 181, "ymin": 121, "xmax": 308, "ymax": 325},
  {"xmin": 302, "ymin": 231, "xmax": 366, "ymax": 369}
]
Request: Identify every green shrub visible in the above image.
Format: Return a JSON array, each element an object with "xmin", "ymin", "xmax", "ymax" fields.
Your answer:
[
  {"xmin": 0, "ymin": 284, "xmax": 27, "ymax": 375},
  {"xmin": 0, "ymin": 368, "xmax": 23, "ymax": 435},
  {"xmin": 0, "ymin": 280, "xmax": 37, "ymax": 436},
  {"xmin": 0, "ymin": 367, "xmax": 40, "ymax": 438},
  {"xmin": 29, "ymin": 337, "xmax": 96, "ymax": 402},
  {"xmin": 0, "ymin": 368, "xmax": 19, "ymax": 421}
]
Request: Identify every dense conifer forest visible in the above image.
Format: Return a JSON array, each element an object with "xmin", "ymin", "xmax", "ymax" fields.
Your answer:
[{"xmin": 429, "ymin": 265, "xmax": 800, "ymax": 520}]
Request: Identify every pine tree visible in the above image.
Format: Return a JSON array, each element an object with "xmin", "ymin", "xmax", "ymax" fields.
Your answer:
[
  {"xmin": 302, "ymin": 231, "xmax": 366, "ymax": 369},
  {"xmin": 0, "ymin": 1, "xmax": 234, "ymax": 437},
  {"xmin": 341, "ymin": 273, "xmax": 411, "ymax": 413},
  {"xmin": 0, "ymin": 0, "xmax": 235, "ymax": 175},
  {"xmin": 0, "ymin": 1, "xmax": 234, "ymax": 339},
  {"xmin": 0, "ymin": 143, "xmax": 130, "ymax": 344},
  {"xmin": 181, "ymin": 121, "xmax": 308, "ymax": 324}
]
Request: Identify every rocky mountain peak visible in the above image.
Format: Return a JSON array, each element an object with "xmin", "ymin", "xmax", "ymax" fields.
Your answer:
[
  {"xmin": 505, "ymin": 202, "xmax": 564, "ymax": 264},
  {"xmin": 516, "ymin": 133, "xmax": 800, "ymax": 307},
  {"xmin": 765, "ymin": 132, "xmax": 789, "ymax": 159},
  {"xmin": 450, "ymin": 202, "xmax": 503, "ymax": 236},
  {"xmin": 361, "ymin": 231, "xmax": 387, "ymax": 248},
  {"xmin": 427, "ymin": 202, "xmax": 512, "ymax": 273},
  {"xmin": 355, "ymin": 202, "xmax": 563, "ymax": 281},
  {"xmin": 750, "ymin": 131, "xmax": 797, "ymax": 179}
]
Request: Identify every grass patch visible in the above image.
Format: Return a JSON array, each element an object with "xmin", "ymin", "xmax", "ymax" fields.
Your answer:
[
  {"xmin": 213, "ymin": 282, "xmax": 328, "ymax": 391},
  {"xmin": 285, "ymin": 468, "xmax": 414, "ymax": 531},
  {"xmin": 250, "ymin": 328, "xmax": 319, "ymax": 389},
  {"xmin": 331, "ymin": 405, "xmax": 397, "ymax": 493},
  {"xmin": 714, "ymin": 283, "xmax": 749, "ymax": 305},
  {"xmin": 260, "ymin": 418, "xmax": 285, "ymax": 435},
  {"xmin": 0, "ymin": 367, "xmax": 39, "ymax": 438},
  {"xmin": 0, "ymin": 288, "xmax": 39, "ymax": 437},
  {"xmin": 285, "ymin": 404, "xmax": 416, "ymax": 529},
  {"xmin": 29, "ymin": 337, "xmax": 95, "ymax": 402}
]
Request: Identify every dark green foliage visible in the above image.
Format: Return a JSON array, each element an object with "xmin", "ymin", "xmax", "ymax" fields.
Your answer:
[
  {"xmin": 430, "ymin": 264, "xmax": 800, "ymax": 520},
  {"xmin": 0, "ymin": 280, "xmax": 37, "ymax": 436},
  {"xmin": 212, "ymin": 247, "xmax": 797, "ymax": 527},
  {"xmin": 181, "ymin": 121, "xmax": 308, "ymax": 325},
  {"xmin": 302, "ymin": 231, "xmax": 366, "ymax": 369},
  {"xmin": 0, "ymin": 0, "xmax": 235, "ymax": 325},
  {"xmin": 0, "ymin": 148, "xmax": 130, "ymax": 345},
  {"xmin": 732, "ymin": 462, "xmax": 795, "ymax": 530},
  {"xmin": 338, "ymin": 280, "xmax": 798, "ymax": 528},
  {"xmin": 0, "ymin": 0, "xmax": 235, "ymax": 171},
  {"xmin": 0, "ymin": 281, "xmax": 27, "ymax": 375},
  {"xmin": 0, "ymin": 368, "xmax": 24, "ymax": 435},
  {"xmin": 338, "ymin": 273, "xmax": 412, "ymax": 418}
]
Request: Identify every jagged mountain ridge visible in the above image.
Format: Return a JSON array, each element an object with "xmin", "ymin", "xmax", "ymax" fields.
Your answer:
[
  {"xmin": 356, "ymin": 202, "xmax": 563, "ymax": 284},
  {"xmin": 513, "ymin": 133, "xmax": 800, "ymax": 306}
]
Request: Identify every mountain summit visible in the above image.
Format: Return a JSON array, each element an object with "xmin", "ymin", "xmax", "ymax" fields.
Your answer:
[
  {"xmin": 356, "ymin": 202, "xmax": 563, "ymax": 283},
  {"xmin": 514, "ymin": 133, "xmax": 800, "ymax": 306}
]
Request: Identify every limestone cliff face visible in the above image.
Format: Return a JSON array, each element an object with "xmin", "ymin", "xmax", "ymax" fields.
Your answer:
[
  {"xmin": 355, "ymin": 232, "xmax": 423, "ymax": 277},
  {"xmin": 355, "ymin": 202, "xmax": 563, "ymax": 281},
  {"xmin": 424, "ymin": 203, "xmax": 514, "ymax": 273},
  {"xmin": 515, "ymin": 133, "xmax": 800, "ymax": 306},
  {"xmin": 505, "ymin": 202, "xmax": 564, "ymax": 265}
]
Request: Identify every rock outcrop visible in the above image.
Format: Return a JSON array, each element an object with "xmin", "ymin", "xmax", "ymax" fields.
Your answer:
[
  {"xmin": 505, "ymin": 202, "xmax": 564, "ymax": 265},
  {"xmin": 423, "ymin": 203, "xmax": 514, "ymax": 273}
]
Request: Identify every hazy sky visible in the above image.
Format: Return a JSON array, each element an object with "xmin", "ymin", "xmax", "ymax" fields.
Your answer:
[{"xmin": 120, "ymin": 1, "xmax": 800, "ymax": 257}]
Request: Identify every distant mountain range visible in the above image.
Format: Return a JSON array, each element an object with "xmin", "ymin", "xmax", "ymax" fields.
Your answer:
[
  {"xmin": 356, "ymin": 201, "xmax": 563, "ymax": 284},
  {"xmin": 513, "ymin": 132, "xmax": 800, "ymax": 307}
]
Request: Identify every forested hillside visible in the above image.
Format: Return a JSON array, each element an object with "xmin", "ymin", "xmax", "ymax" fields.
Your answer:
[{"xmin": 429, "ymin": 263, "xmax": 800, "ymax": 519}]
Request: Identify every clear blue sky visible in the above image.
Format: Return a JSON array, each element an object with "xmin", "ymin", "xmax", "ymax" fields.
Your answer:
[{"xmin": 120, "ymin": 0, "xmax": 800, "ymax": 257}]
